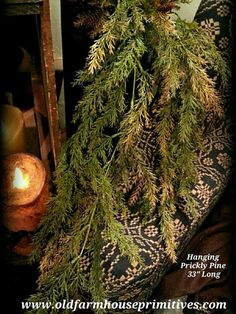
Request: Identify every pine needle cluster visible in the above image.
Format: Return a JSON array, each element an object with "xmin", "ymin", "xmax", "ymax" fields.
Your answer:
[{"xmin": 28, "ymin": 0, "xmax": 228, "ymax": 311}]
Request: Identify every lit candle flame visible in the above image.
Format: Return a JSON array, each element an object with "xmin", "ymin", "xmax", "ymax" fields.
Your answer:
[{"xmin": 13, "ymin": 167, "xmax": 30, "ymax": 189}]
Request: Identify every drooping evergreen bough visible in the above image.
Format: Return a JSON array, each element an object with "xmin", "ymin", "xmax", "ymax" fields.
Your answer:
[{"xmin": 27, "ymin": 0, "xmax": 229, "ymax": 312}]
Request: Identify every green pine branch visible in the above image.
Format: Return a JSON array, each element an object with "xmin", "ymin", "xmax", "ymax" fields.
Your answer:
[{"xmin": 27, "ymin": 0, "xmax": 229, "ymax": 311}]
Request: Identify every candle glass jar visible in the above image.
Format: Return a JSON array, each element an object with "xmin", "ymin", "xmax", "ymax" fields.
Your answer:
[{"xmin": 1, "ymin": 153, "xmax": 48, "ymax": 232}]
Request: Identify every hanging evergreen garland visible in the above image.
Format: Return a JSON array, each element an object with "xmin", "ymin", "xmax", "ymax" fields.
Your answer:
[{"xmin": 28, "ymin": 0, "xmax": 228, "ymax": 311}]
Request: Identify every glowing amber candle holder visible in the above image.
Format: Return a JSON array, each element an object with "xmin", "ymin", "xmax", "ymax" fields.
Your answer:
[
  {"xmin": 13, "ymin": 235, "xmax": 34, "ymax": 257},
  {"xmin": 1, "ymin": 153, "xmax": 48, "ymax": 232}
]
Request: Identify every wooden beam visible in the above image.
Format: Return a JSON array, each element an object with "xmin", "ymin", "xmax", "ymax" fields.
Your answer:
[
  {"xmin": 40, "ymin": 0, "xmax": 60, "ymax": 168},
  {"xmin": 1, "ymin": 0, "xmax": 43, "ymax": 16}
]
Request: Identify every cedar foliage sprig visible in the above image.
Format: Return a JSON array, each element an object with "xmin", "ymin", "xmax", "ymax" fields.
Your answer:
[{"xmin": 27, "ymin": 0, "xmax": 228, "ymax": 311}]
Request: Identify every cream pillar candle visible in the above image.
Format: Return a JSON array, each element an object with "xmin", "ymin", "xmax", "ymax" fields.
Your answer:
[{"xmin": 0, "ymin": 104, "xmax": 27, "ymax": 156}]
